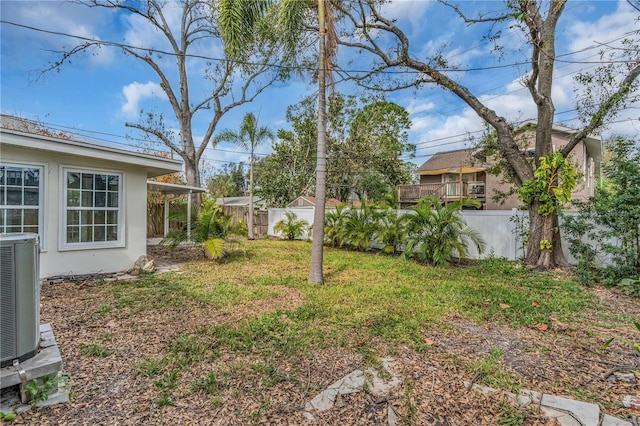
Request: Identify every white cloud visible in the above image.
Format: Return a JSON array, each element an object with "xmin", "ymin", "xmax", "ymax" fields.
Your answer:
[
  {"xmin": 379, "ymin": 0, "xmax": 433, "ymax": 36},
  {"xmin": 121, "ymin": 81, "xmax": 167, "ymax": 118},
  {"xmin": 3, "ymin": 1, "xmax": 116, "ymax": 66}
]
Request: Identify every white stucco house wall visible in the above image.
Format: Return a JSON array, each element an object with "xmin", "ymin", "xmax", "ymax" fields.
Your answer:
[{"xmin": 0, "ymin": 124, "xmax": 183, "ymax": 278}]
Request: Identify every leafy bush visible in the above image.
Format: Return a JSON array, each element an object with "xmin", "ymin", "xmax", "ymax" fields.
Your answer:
[
  {"xmin": 161, "ymin": 196, "xmax": 245, "ymax": 260},
  {"xmin": 402, "ymin": 196, "xmax": 485, "ymax": 265},
  {"xmin": 274, "ymin": 211, "xmax": 309, "ymax": 240},
  {"xmin": 563, "ymin": 137, "xmax": 640, "ymax": 289}
]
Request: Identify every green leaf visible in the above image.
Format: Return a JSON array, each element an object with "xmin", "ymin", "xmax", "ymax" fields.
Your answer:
[{"xmin": 202, "ymin": 238, "xmax": 225, "ymax": 260}]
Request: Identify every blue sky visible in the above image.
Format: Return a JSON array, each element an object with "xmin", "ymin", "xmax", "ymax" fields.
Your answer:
[{"xmin": 1, "ymin": 0, "xmax": 639, "ymax": 180}]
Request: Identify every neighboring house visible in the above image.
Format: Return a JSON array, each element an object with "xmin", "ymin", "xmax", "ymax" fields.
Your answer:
[
  {"xmin": 287, "ymin": 196, "xmax": 344, "ymax": 209},
  {"xmin": 400, "ymin": 121, "xmax": 602, "ymax": 210},
  {"xmin": 0, "ymin": 124, "xmax": 183, "ymax": 278}
]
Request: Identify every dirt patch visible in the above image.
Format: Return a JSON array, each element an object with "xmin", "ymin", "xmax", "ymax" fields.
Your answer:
[{"xmin": 12, "ymin": 251, "xmax": 640, "ymax": 425}]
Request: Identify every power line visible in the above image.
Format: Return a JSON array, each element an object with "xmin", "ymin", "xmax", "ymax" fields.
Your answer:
[{"xmin": 2, "ymin": 20, "xmax": 636, "ymax": 76}]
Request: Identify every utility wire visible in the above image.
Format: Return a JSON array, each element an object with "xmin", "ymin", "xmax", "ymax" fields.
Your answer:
[{"xmin": 1, "ymin": 20, "xmax": 637, "ymax": 75}]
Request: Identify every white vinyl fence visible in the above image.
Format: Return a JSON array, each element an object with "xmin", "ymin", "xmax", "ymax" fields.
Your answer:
[{"xmin": 268, "ymin": 207, "xmax": 609, "ymax": 265}]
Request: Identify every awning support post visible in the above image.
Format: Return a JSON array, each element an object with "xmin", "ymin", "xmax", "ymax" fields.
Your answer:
[{"xmin": 187, "ymin": 190, "xmax": 192, "ymax": 242}]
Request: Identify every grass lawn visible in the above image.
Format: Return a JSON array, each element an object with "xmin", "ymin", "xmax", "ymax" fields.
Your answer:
[{"xmin": 20, "ymin": 239, "xmax": 640, "ymax": 425}]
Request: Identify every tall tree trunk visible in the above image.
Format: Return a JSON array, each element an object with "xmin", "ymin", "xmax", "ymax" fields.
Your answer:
[
  {"xmin": 525, "ymin": 203, "xmax": 570, "ymax": 269},
  {"xmin": 309, "ymin": 0, "xmax": 327, "ymax": 285},
  {"xmin": 248, "ymin": 152, "xmax": 255, "ymax": 240},
  {"xmin": 183, "ymin": 154, "xmax": 202, "ymax": 209}
]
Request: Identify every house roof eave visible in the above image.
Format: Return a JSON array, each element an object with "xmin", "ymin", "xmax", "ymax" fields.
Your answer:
[{"xmin": 1, "ymin": 128, "xmax": 183, "ymax": 178}]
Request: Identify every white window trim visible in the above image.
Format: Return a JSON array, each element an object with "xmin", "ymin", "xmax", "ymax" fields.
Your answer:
[
  {"xmin": 59, "ymin": 166, "xmax": 126, "ymax": 251},
  {"xmin": 0, "ymin": 161, "xmax": 46, "ymax": 251}
]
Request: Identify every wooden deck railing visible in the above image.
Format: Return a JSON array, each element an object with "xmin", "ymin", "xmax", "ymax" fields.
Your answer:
[{"xmin": 399, "ymin": 181, "xmax": 485, "ymax": 206}]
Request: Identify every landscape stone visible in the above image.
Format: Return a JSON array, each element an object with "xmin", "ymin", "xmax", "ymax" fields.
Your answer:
[
  {"xmin": 304, "ymin": 358, "xmax": 402, "ymax": 416},
  {"xmin": 612, "ymin": 372, "xmax": 637, "ymax": 384},
  {"xmin": 539, "ymin": 406, "xmax": 582, "ymax": 426},
  {"xmin": 388, "ymin": 403, "xmax": 398, "ymax": 426},
  {"xmin": 538, "ymin": 394, "xmax": 601, "ymax": 426},
  {"xmin": 602, "ymin": 414, "xmax": 632, "ymax": 426}
]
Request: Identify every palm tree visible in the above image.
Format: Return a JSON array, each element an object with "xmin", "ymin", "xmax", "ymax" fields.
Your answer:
[
  {"xmin": 218, "ymin": 0, "xmax": 338, "ymax": 284},
  {"xmin": 214, "ymin": 113, "xmax": 274, "ymax": 239},
  {"xmin": 403, "ymin": 196, "xmax": 486, "ymax": 266},
  {"xmin": 161, "ymin": 196, "xmax": 244, "ymax": 260},
  {"xmin": 376, "ymin": 209, "xmax": 409, "ymax": 255},
  {"xmin": 274, "ymin": 211, "xmax": 310, "ymax": 240}
]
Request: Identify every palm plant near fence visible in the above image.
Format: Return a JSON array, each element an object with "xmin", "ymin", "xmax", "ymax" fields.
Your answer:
[
  {"xmin": 274, "ymin": 211, "xmax": 309, "ymax": 241},
  {"xmin": 376, "ymin": 209, "xmax": 409, "ymax": 255},
  {"xmin": 162, "ymin": 197, "xmax": 246, "ymax": 260},
  {"xmin": 402, "ymin": 196, "xmax": 485, "ymax": 265},
  {"xmin": 341, "ymin": 202, "xmax": 382, "ymax": 251},
  {"xmin": 324, "ymin": 205, "xmax": 350, "ymax": 248}
]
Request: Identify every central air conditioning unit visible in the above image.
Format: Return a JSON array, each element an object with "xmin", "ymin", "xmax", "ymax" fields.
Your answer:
[{"xmin": 1, "ymin": 233, "xmax": 40, "ymax": 367}]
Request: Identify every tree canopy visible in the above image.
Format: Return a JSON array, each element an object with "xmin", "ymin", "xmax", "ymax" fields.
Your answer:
[
  {"xmin": 333, "ymin": 0, "xmax": 640, "ymax": 269},
  {"xmin": 255, "ymin": 95, "xmax": 415, "ymax": 207}
]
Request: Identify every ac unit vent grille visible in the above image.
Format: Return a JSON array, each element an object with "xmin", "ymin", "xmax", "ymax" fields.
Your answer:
[{"xmin": 0, "ymin": 245, "xmax": 16, "ymax": 360}]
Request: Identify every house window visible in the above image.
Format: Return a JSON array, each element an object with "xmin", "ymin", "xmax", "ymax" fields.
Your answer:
[
  {"xmin": 0, "ymin": 164, "xmax": 43, "ymax": 236},
  {"xmin": 63, "ymin": 169, "xmax": 123, "ymax": 248}
]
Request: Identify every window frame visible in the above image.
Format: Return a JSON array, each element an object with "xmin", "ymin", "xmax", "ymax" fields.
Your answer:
[
  {"xmin": 0, "ymin": 162, "xmax": 46, "ymax": 249},
  {"xmin": 60, "ymin": 166, "xmax": 125, "ymax": 251}
]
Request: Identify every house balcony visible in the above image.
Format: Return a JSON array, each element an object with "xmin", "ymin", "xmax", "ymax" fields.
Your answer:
[{"xmin": 399, "ymin": 181, "xmax": 486, "ymax": 208}]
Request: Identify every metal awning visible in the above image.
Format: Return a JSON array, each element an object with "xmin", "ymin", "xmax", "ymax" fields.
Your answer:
[
  {"xmin": 147, "ymin": 181, "xmax": 207, "ymax": 241},
  {"xmin": 147, "ymin": 181, "xmax": 207, "ymax": 195},
  {"xmin": 417, "ymin": 166, "xmax": 485, "ymax": 176}
]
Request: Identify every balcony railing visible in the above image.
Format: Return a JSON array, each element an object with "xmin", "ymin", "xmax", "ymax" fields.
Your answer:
[{"xmin": 399, "ymin": 181, "xmax": 485, "ymax": 206}]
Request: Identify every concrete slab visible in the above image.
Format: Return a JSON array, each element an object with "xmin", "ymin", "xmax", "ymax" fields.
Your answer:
[
  {"xmin": 0, "ymin": 324, "xmax": 67, "ymax": 412},
  {"xmin": 1, "ymin": 324, "xmax": 63, "ymax": 389},
  {"xmin": 602, "ymin": 414, "xmax": 632, "ymax": 426},
  {"xmin": 538, "ymin": 394, "xmax": 600, "ymax": 426},
  {"xmin": 304, "ymin": 358, "xmax": 402, "ymax": 415},
  {"xmin": 539, "ymin": 406, "xmax": 583, "ymax": 426}
]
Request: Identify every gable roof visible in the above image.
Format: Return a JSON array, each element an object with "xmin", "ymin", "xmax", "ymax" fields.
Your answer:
[
  {"xmin": 416, "ymin": 148, "xmax": 484, "ymax": 176},
  {"xmin": 416, "ymin": 121, "xmax": 603, "ymax": 176},
  {"xmin": 1, "ymin": 121, "xmax": 182, "ymax": 178},
  {"xmin": 287, "ymin": 196, "xmax": 343, "ymax": 208}
]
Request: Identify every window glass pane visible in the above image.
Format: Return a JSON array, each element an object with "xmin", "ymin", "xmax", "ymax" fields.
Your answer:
[
  {"xmin": 80, "ymin": 226, "xmax": 93, "ymax": 242},
  {"xmin": 108, "ymin": 192, "xmax": 118, "ymax": 208},
  {"xmin": 0, "ymin": 209, "xmax": 4, "ymax": 226},
  {"xmin": 94, "ymin": 210, "xmax": 106, "ymax": 224},
  {"xmin": 67, "ymin": 172, "xmax": 80, "ymax": 189},
  {"xmin": 107, "ymin": 211, "xmax": 118, "ymax": 225},
  {"xmin": 0, "ymin": 167, "xmax": 4, "ymax": 185},
  {"xmin": 23, "ymin": 169, "xmax": 39, "ymax": 187},
  {"xmin": 23, "ymin": 209, "xmax": 38, "ymax": 226},
  {"xmin": 81, "ymin": 191, "xmax": 93, "ymax": 207},
  {"xmin": 67, "ymin": 189, "xmax": 80, "ymax": 207},
  {"xmin": 95, "ymin": 191, "xmax": 106, "ymax": 207},
  {"xmin": 24, "ymin": 187, "xmax": 39, "ymax": 206},
  {"xmin": 82, "ymin": 173, "xmax": 94, "ymax": 190},
  {"xmin": 0, "ymin": 188, "xmax": 4, "ymax": 205},
  {"xmin": 6, "ymin": 188, "xmax": 22, "ymax": 205},
  {"xmin": 108, "ymin": 175, "xmax": 119, "ymax": 191},
  {"xmin": 6, "ymin": 168, "xmax": 22, "ymax": 186},
  {"xmin": 67, "ymin": 226, "xmax": 80, "ymax": 243},
  {"xmin": 94, "ymin": 226, "xmax": 106, "ymax": 241},
  {"xmin": 6, "ymin": 209, "xmax": 22, "ymax": 226},
  {"xmin": 6, "ymin": 226, "xmax": 22, "ymax": 233},
  {"xmin": 67, "ymin": 210, "xmax": 80, "ymax": 226},
  {"xmin": 95, "ymin": 175, "xmax": 107, "ymax": 190},
  {"xmin": 107, "ymin": 225, "xmax": 118, "ymax": 241},
  {"xmin": 81, "ymin": 210, "xmax": 93, "ymax": 225},
  {"xmin": 64, "ymin": 170, "xmax": 121, "ymax": 245},
  {"xmin": 23, "ymin": 226, "xmax": 38, "ymax": 234}
]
